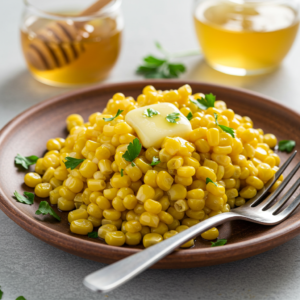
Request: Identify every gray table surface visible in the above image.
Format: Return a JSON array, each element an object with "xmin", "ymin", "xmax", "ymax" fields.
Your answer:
[{"xmin": 1, "ymin": 0, "xmax": 300, "ymax": 299}]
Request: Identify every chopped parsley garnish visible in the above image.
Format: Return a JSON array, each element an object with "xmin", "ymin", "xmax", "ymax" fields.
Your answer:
[
  {"xmin": 35, "ymin": 201, "xmax": 61, "ymax": 221},
  {"xmin": 64, "ymin": 157, "xmax": 85, "ymax": 170},
  {"xmin": 166, "ymin": 112, "xmax": 180, "ymax": 124},
  {"xmin": 120, "ymin": 169, "xmax": 124, "ymax": 177},
  {"xmin": 206, "ymin": 177, "xmax": 217, "ymax": 187},
  {"xmin": 88, "ymin": 232, "xmax": 98, "ymax": 238},
  {"xmin": 186, "ymin": 112, "xmax": 193, "ymax": 121},
  {"xmin": 211, "ymin": 239, "xmax": 227, "ymax": 247},
  {"xmin": 122, "ymin": 138, "xmax": 142, "ymax": 167},
  {"xmin": 103, "ymin": 109, "xmax": 124, "ymax": 122},
  {"xmin": 144, "ymin": 108, "xmax": 160, "ymax": 117},
  {"xmin": 214, "ymin": 113, "xmax": 235, "ymax": 138},
  {"xmin": 150, "ymin": 157, "xmax": 160, "ymax": 166},
  {"xmin": 15, "ymin": 154, "xmax": 39, "ymax": 169},
  {"xmin": 14, "ymin": 191, "xmax": 34, "ymax": 205},
  {"xmin": 190, "ymin": 93, "xmax": 216, "ymax": 110},
  {"xmin": 278, "ymin": 140, "xmax": 296, "ymax": 153}
]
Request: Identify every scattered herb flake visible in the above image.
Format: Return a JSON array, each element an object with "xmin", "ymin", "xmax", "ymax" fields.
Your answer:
[
  {"xmin": 64, "ymin": 157, "xmax": 85, "ymax": 170},
  {"xmin": 35, "ymin": 201, "xmax": 61, "ymax": 221},
  {"xmin": 14, "ymin": 191, "xmax": 34, "ymax": 205},
  {"xmin": 15, "ymin": 154, "xmax": 39, "ymax": 169},
  {"xmin": 206, "ymin": 178, "xmax": 217, "ymax": 187},
  {"xmin": 211, "ymin": 239, "xmax": 227, "ymax": 247},
  {"xmin": 166, "ymin": 112, "xmax": 180, "ymax": 124},
  {"xmin": 103, "ymin": 109, "xmax": 124, "ymax": 122},
  {"xmin": 186, "ymin": 112, "xmax": 193, "ymax": 121},
  {"xmin": 122, "ymin": 138, "xmax": 142, "ymax": 167},
  {"xmin": 150, "ymin": 157, "xmax": 160, "ymax": 166},
  {"xmin": 121, "ymin": 169, "xmax": 124, "ymax": 177},
  {"xmin": 88, "ymin": 232, "xmax": 98, "ymax": 238},
  {"xmin": 144, "ymin": 108, "xmax": 160, "ymax": 117},
  {"xmin": 214, "ymin": 113, "xmax": 235, "ymax": 138},
  {"xmin": 278, "ymin": 140, "xmax": 296, "ymax": 153}
]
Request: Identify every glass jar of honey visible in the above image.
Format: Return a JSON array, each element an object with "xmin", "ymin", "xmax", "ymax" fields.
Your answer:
[
  {"xmin": 20, "ymin": 0, "xmax": 123, "ymax": 86},
  {"xmin": 194, "ymin": 0, "xmax": 299, "ymax": 76}
]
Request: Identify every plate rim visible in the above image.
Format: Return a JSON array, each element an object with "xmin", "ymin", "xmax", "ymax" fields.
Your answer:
[{"xmin": 1, "ymin": 79, "xmax": 300, "ymax": 268}]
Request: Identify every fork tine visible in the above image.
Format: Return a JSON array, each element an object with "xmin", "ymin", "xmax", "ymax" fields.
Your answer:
[
  {"xmin": 258, "ymin": 162, "xmax": 300, "ymax": 210},
  {"xmin": 276, "ymin": 193, "xmax": 300, "ymax": 221},
  {"xmin": 244, "ymin": 151, "xmax": 297, "ymax": 207}
]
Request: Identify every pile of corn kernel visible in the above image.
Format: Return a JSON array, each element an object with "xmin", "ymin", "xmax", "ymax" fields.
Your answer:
[{"xmin": 23, "ymin": 84, "xmax": 283, "ymax": 248}]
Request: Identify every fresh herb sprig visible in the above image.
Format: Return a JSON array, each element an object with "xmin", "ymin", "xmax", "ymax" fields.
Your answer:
[
  {"xmin": 64, "ymin": 157, "xmax": 85, "ymax": 170},
  {"xmin": 144, "ymin": 108, "xmax": 160, "ymax": 117},
  {"xmin": 15, "ymin": 154, "xmax": 39, "ymax": 169},
  {"xmin": 186, "ymin": 112, "xmax": 193, "ymax": 121},
  {"xmin": 211, "ymin": 239, "xmax": 227, "ymax": 247},
  {"xmin": 16, "ymin": 297, "xmax": 27, "ymax": 300},
  {"xmin": 150, "ymin": 157, "xmax": 160, "ymax": 166},
  {"xmin": 103, "ymin": 109, "xmax": 124, "ymax": 122},
  {"xmin": 137, "ymin": 42, "xmax": 200, "ymax": 79},
  {"xmin": 214, "ymin": 113, "xmax": 235, "ymax": 138},
  {"xmin": 120, "ymin": 169, "xmax": 124, "ymax": 177},
  {"xmin": 206, "ymin": 178, "xmax": 217, "ymax": 187},
  {"xmin": 88, "ymin": 232, "xmax": 98, "ymax": 238},
  {"xmin": 122, "ymin": 138, "xmax": 142, "ymax": 167},
  {"xmin": 0, "ymin": 286, "xmax": 3, "ymax": 299},
  {"xmin": 166, "ymin": 112, "xmax": 180, "ymax": 124},
  {"xmin": 35, "ymin": 201, "xmax": 61, "ymax": 221},
  {"xmin": 278, "ymin": 140, "xmax": 296, "ymax": 153},
  {"xmin": 14, "ymin": 191, "xmax": 34, "ymax": 205},
  {"xmin": 190, "ymin": 93, "xmax": 216, "ymax": 110}
]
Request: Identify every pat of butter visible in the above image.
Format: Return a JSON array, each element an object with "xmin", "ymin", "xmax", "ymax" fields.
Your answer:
[{"xmin": 125, "ymin": 103, "xmax": 192, "ymax": 148}]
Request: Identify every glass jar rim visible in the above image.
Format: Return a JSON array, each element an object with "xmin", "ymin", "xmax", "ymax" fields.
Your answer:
[{"xmin": 23, "ymin": 0, "xmax": 122, "ymax": 21}]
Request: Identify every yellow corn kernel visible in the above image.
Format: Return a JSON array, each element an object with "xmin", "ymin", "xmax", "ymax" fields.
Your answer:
[
  {"xmin": 24, "ymin": 172, "xmax": 42, "ymax": 188},
  {"xmin": 143, "ymin": 233, "xmax": 163, "ymax": 248},
  {"xmin": 163, "ymin": 137, "xmax": 181, "ymax": 156},
  {"xmin": 139, "ymin": 212, "xmax": 160, "ymax": 227},
  {"xmin": 156, "ymin": 171, "xmax": 174, "ymax": 191},
  {"xmin": 95, "ymin": 196, "xmax": 110, "ymax": 210},
  {"xmin": 87, "ymin": 215, "xmax": 101, "ymax": 227},
  {"xmin": 223, "ymin": 164, "xmax": 236, "ymax": 179},
  {"xmin": 125, "ymin": 232, "xmax": 142, "ymax": 246},
  {"xmin": 103, "ymin": 209, "xmax": 121, "ymax": 221},
  {"xmin": 196, "ymin": 166, "xmax": 217, "ymax": 182},
  {"xmin": 68, "ymin": 209, "xmax": 88, "ymax": 223},
  {"xmin": 46, "ymin": 138, "xmax": 61, "ymax": 151},
  {"xmin": 151, "ymin": 222, "xmax": 169, "ymax": 235},
  {"xmin": 167, "ymin": 207, "xmax": 185, "ymax": 220},
  {"xmin": 187, "ymin": 198, "xmax": 205, "ymax": 211},
  {"xmin": 240, "ymin": 167, "xmax": 250, "ymax": 180},
  {"xmin": 201, "ymin": 227, "xmax": 219, "ymax": 240},
  {"xmin": 111, "ymin": 196, "xmax": 125, "ymax": 212},
  {"xmin": 206, "ymin": 182, "xmax": 225, "ymax": 196},
  {"xmin": 70, "ymin": 219, "xmax": 93, "ymax": 235},
  {"xmin": 223, "ymin": 178, "xmax": 236, "ymax": 189},
  {"xmin": 166, "ymin": 184, "xmax": 186, "ymax": 201},
  {"xmin": 168, "ymin": 219, "xmax": 180, "ymax": 231},
  {"xmin": 54, "ymin": 166, "xmax": 68, "ymax": 181},
  {"xmin": 183, "ymin": 157, "xmax": 200, "ymax": 169},
  {"xmin": 246, "ymin": 176, "xmax": 264, "ymax": 190},
  {"xmin": 35, "ymin": 183, "xmax": 52, "ymax": 198},
  {"xmin": 64, "ymin": 176, "xmax": 84, "ymax": 193},
  {"xmin": 144, "ymin": 199, "xmax": 162, "ymax": 214},
  {"xmin": 89, "ymin": 191, "xmax": 102, "ymax": 204},
  {"xmin": 103, "ymin": 188, "xmax": 119, "ymax": 200},
  {"xmin": 240, "ymin": 186, "xmax": 257, "ymax": 199},
  {"xmin": 105, "ymin": 231, "xmax": 126, "ymax": 246},
  {"xmin": 135, "ymin": 184, "xmax": 155, "ymax": 203},
  {"xmin": 235, "ymin": 197, "xmax": 246, "ymax": 207},
  {"xmin": 66, "ymin": 114, "xmax": 84, "ymax": 131},
  {"xmin": 43, "ymin": 154, "xmax": 60, "ymax": 169},
  {"xmin": 176, "ymin": 225, "xmax": 194, "ymax": 248},
  {"xmin": 95, "ymin": 145, "xmax": 111, "ymax": 161},
  {"xmin": 157, "ymin": 211, "xmax": 174, "ymax": 225},
  {"xmin": 206, "ymin": 194, "xmax": 224, "ymax": 211},
  {"xmin": 121, "ymin": 194, "xmax": 136, "ymax": 210},
  {"xmin": 167, "ymin": 156, "xmax": 184, "ymax": 170},
  {"xmin": 97, "ymin": 159, "xmax": 112, "ymax": 177},
  {"xmin": 225, "ymin": 188, "xmax": 239, "ymax": 199},
  {"xmin": 132, "ymin": 158, "xmax": 151, "ymax": 174},
  {"xmin": 186, "ymin": 209, "xmax": 205, "ymax": 220},
  {"xmin": 175, "ymin": 175, "xmax": 193, "ymax": 186},
  {"xmin": 174, "ymin": 199, "xmax": 189, "ymax": 212},
  {"xmin": 158, "ymin": 195, "xmax": 170, "ymax": 211},
  {"xmin": 98, "ymin": 224, "xmax": 118, "ymax": 239},
  {"xmin": 207, "ymin": 128, "xmax": 220, "ymax": 147},
  {"xmin": 263, "ymin": 134, "xmax": 277, "ymax": 148},
  {"xmin": 124, "ymin": 164, "xmax": 143, "ymax": 182},
  {"xmin": 87, "ymin": 203, "xmax": 103, "ymax": 219},
  {"xmin": 79, "ymin": 160, "xmax": 98, "ymax": 178},
  {"xmin": 49, "ymin": 187, "xmax": 61, "ymax": 205},
  {"xmin": 114, "ymin": 122, "xmax": 133, "ymax": 135},
  {"xmin": 123, "ymin": 220, "xmax": 141, "ymax": 233},
  {"xmin": 177, "ymin": 166, "xmax": 195, "ymax": 178},
  {"xmin": 110, "ymin": 173, "xmax": 131, "ymax": 188},
  {"xmin": 195, "ymin": 139, "xmax": 210, "ymax": 153},
  {"xmin": 130, "ymin": 180, "xmax": 143, "ymax": 193},
  {"xmin": 182, "ymin": 218, "xmax": 200, "ymax": 227},
  {"xmin": 213, "ymin": 146, "xmax": 232, "ymax": 155},
  {"xmin": 257, "ymin": 163, "xmax": 274, "ymax": 182},
  {"xmin": 115, "ymin": 187, "xmax": 133, "ymax": 199},
  {"xmin": 163, "ymin": 230, "xmax": 178, "ymax": 240},
  {"xmin": 58, "ymin": 197, "xmax": 75, "ymax": 211},
  {"xmin": 87, "ymin": 179, "xmax": 106, "ymax": 192},
  {"xmin": 203, "ymin": 159, "xmax": 217, "ymax": 173}
]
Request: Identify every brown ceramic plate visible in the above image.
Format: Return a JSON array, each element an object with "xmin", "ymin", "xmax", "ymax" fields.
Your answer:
[{"xmin": 0, "ymin": 80, "xmax": 299, "ymax": 268}]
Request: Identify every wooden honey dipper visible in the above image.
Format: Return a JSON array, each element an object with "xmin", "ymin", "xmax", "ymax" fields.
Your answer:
[{"xmin": 25, "ymin": 0, "xmax": 113, "ymax": 71}]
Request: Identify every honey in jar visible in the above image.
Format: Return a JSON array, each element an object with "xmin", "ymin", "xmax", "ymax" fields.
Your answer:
[{"xmin": 194, "ymin": 0, "xmax": 299, "ymax": 75}]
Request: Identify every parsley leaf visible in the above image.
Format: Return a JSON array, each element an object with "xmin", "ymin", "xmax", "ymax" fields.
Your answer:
[
  {"xmin": 166, "ymin": 112, "xmax": 180, "ymax": 124},
  {"xmin": 190, "ymin": 93, "xmax": 216, "ymax": 110},
  {"xmin": 64, "ymin": 157, "xmax": 85, "ymax": 170},
  {"xmin": 206, "ymin": 178, "xmax": 217, "ymax": 187},
  {"xmin": 150, "ymin": 157, "xmax": 160, "ymax": 166},
  {"xmin": 14, "ymin": 191, "xmax": 34, "ymax": 205},
  {"xmin": 186, "ymin": 112, "xmax": 193, "ymax": 121},
  {"xmin": 15, "ymin": 154, "xmax": 39, "ymax": 169},
  {"xmin": 211, "ymin": 239, "xmax": 227, "ymax": 247},
  {"xmin": 88, "ymin": 232, "xmax": 98, "ymax": 238},
  {"xmin": 16, "ymin": 297, "xmax": 27, "ymax": 300},
  {"xmin": 103, "ymin": 109, "xmax": 124, "ymax": 122},
  {"xmin": 214, "ymin": 113, "xmax": 235, "ymax": 138},
  {"xmin": 144, "ymin": 108, "xmax": 160, "ymax": 117},
  {"xmin": 278, "ymin": 140, "xmax": 296, "ymax": 153},
  {"xmin": 0, "ymin": 286, "xmax": 3, "ymax": 299},
  {"xmin": 121, "ymin": 169, "xmax": 124, "ymax": 177},
  {"xmin": 35, "ymin": 201, "xmax": 61, "ymax": 221},
  {"xmin": 122, "ymin": 138, "xmax": 142, "ymax": 167}
]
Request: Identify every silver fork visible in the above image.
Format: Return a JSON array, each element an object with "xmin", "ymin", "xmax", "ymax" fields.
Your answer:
[{"xmin": 84, "ymin": 151, "xmax": 300, "ymax": 293}]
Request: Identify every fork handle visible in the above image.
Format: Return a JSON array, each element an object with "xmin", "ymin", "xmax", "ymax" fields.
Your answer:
[{"xmin": 83, "ymin": 212, "xmax": 239, "ymax": 293}]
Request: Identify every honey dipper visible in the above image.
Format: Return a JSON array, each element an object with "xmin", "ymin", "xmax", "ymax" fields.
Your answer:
[{"xmin": 25, "ymin": 0, "xmax": 113, "ymax": 71}]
